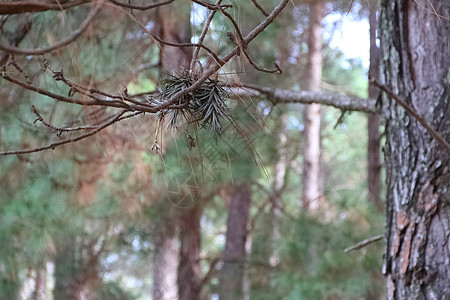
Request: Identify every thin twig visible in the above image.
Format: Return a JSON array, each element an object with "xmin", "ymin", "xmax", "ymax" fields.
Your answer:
[
  {"xmin": 156, "ymin": 0, "xmax": 290, "ymax": 110},
  {"xmin": 0, "ymin": 110, "xmax": 127, "ymax": 155},
  {"xmin": 371, "ymin": 78, "xmax": 450, "ymax": 153},
  {"xmin": 344, "ymin": 235, "xmax": 383, "ymax": 253},
  {"xmin": 0, "ymin": 0, "xmax": 103, "ymax": 55},
  {"xmin": 107, "ymin": 0, "xmax": 174, "ymax": 10},
  {"xmin": 251, "ymin": 0, "xmax": 269, "ymax": 16},
  {"xmin": 190, "ymin": 0, "xmax": 223, "ymax": 72},
  {"xmin": 0, "ymin": 0, "xmax": 89, "ymax": 15}
]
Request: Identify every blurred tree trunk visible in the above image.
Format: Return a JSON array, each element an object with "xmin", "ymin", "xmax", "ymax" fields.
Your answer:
[
  {"xmin": 302, "ymin": 1, "xmax": 324, "ymax": 211},
  {"xmin": 53, "ymin": 242, "xmax": 101, "ymax": 300},
  {"xmin": 380, "ymin": 0, "xmax": 450, "ymax": 298},
  {"xmin": 153, "ymin": 4, "xmax": 195, "ymax": 300},
  {"xmin": 33, "ymin": 268, "xmax": 47, "ymax": 300},
  {"xmin": 178, "ymin": 203, "xmax": 203, "ymax": 300},
  {"xmin": 54, "ymin": 246, "xmax": 80, "ymax": 299},
  {"xmin": 367, "ymin": 0, "xmax": 382, "ymax": 210},
  {"xmin": 219, "ymin": 183, "xmax": 251, "ymax": 300},
  {"xmin": 153, "ymin": 217, "xmax": 179, "ymax": 300}
]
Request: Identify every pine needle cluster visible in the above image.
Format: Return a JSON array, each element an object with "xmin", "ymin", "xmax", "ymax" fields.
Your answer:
[{"xmin": 151, "ymin": 72, "xmax": 230, "ymax": 138}]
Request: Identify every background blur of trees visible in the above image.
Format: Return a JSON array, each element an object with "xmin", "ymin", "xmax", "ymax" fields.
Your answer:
[{"xmin": 0, "ymin": 0, "xmax": 409, "ymax": 299}]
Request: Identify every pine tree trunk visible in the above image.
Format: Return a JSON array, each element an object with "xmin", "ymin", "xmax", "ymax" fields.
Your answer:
[
  {"xmin": 153, "ymin": 218, "xmax": 179, "ymax": 300},
  {"xmin": 152, "ymin": 4, "xmax": 192, "ymax": 300},
  {"xmin": 302, "ymin": 1, "xmax": 324, "ymax": 211},
  {"xmin": 367, "ymin": 0, "xmax": 382, "ymax": 209},
  {"xmin": 219, "ymin": 183, "xmax": 251, "ymax": 300},
  {"xmin": 178, "ymin": 204, "xmax": 203, "ymax": 300},
  {"xmin": 380, "ymin": 0, "xmax": 450, "ymax": 298},
  {"xmin": 33, "ymin": 268, "xmax": 47, "ymax": 300}
]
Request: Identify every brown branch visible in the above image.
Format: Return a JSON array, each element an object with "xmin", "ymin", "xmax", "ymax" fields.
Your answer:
[
  {"xmin": 221, "ymin": 10, "xmax": 281, "ymax": 74},
  {"xmin": 344, "ymin": 234, "xmax": 383, "ymax": 253},
  {"xmin": 0, "ymin": 0, "xmax": 103, "ymax": 55},
  {"xmin": 190, "ymin": 0, "xmax": 223, "ymax": 72},
  {"xmin": 0, "ymin": 110, "xmax": 127, "ymax": 155},
  {"xmin": 199, "ymin": 257, "xmax": 220, "ymax": 288},
  {"xmin": 123, "ymin": 8, "xmax": 225, "ymax": 67},
  {"xmin": 190, "ymin": 0, "xmax": 232, "ymax": 10},
  {"xmin": 155, "ymin": 0, "xmax": 290, "ymax": 110},
  {"xmin": 371, "ymin": 78, "xmax": 450, "ymax": 153},
  {"xmin": 251, "ymin": 0, "xmax": 269, "ymax": 16},
  {"xmin": 107, "ymin": 0, "xmax": 174, "ymax": 10},
  {"xmin": 1, "ymin": 72, "xmax": 141, "ymax": 110},
  {"xmin": 0, "ymin": 0, "xmax": 89, "ymax": 15},
  {"xmin": 228, "ymin": 84, "xmax": 377, "ymax": 113}
]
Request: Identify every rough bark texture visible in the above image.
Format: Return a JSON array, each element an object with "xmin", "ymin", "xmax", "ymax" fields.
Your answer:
[
  {"xmin": 302, "ymin": 1, "xmax": 324, "ymax": 211},
  {"xmin": 367, "ymin": 0, "xmax": 382, "ymax": 209},
  {"xmin": 178, "ymin": 204, "xmax": 203, "ymax": 300},
  {"xmin": 219, "ymin": 183, "xmax": 252, "ymax": 300},
  {"xmin": 380, "ymin": 0, "xmax": 450, "ymax": 298}
]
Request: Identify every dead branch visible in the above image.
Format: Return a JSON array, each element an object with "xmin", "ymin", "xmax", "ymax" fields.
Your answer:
[
  {"xmin": 251, "ymin": 0, "xmax": 269, "ymax": 17},
  {"xmin": 107, "ymin": 0, "xmax": 174, "ymax": 10},
  {"xmin": 190, "ymin": 0, "xmax": 223, "ymax": 72},
  {"xmin": 0, "ymin": 109, "xmax": 127, "ymax": 155},
  {"xmin": 0, "ymin": 0, "xmax": 89, "ymax": 15},
  {"xmin": 0, "ymin": 0, "xmax": 103, "ymax": 55},
  {"xmin": 371, "ymin": 78, "xmax": 450, "ymax": 153},
  {"xmin": 155, "ymin": 0, "xmax": 290, "ymax": 111},
  {"xmin": 228, "ymin": 84, "xmax": 377, "ymax": 113},
  {"xmin": 344, "ymin": 234, "xmax": 384, "ymax": 253}
]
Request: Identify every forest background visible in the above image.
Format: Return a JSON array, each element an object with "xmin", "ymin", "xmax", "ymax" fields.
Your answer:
[{"xmin": 1, "ymin": 0, "xmax": 446, "ymax": 299}]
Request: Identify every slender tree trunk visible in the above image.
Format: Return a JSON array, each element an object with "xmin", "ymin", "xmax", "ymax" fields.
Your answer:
[
  {"xmin": 219, "ymin": 183, "xmax": 252, "ymax": 300},
  {"xmin": 367, "ymin": 0, "xmax": 382, "ymax": 210},
  {"xmin": 380, "ymin": 0, "xmax": 450, "ymax": 298},
  {"xmin": 54, "ymin": 246, "xmax": 80, "ymax": 300},
  {"xmin": 153, "ymin": 218, "xmax": 179, "ymax": 300},
  {"xmin": 33, "ymin": 268, "xmax": 47, "ymax": 300},
  {"xmin": 152, "ymin": 4, "xmax": 192, "ymax": 300},
  {"xmin": 302, "ymin": 1, "xmax": 324, "ymax": 211},
  {"xmin": 178, "ymin": 204, "xmax": 203, "ymax": 300}
]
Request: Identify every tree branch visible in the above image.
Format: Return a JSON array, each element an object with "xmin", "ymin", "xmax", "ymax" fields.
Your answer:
[
  {"xmin": 0, "ymin": 0, "xmax": 89, "ymax": 15},
  {"xmin": 0, "ymin": 0, "xmax": 103, "ymax": 55},
  {"xmin": 0, "ymin": 109, "xmax": 128, "ymax": 155},
  {"xmin": 228, "ymin": 84, "xmax": 377, "ymax": 113},
  {"xmin": 344, "ymin": 234, "xmax": 383, "ymax": 253},
  {"xmin": 371, "ymin": 78, "xmax": 450, "ymax": 153}
]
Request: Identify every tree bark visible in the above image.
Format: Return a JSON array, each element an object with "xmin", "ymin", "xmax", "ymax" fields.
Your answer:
[
  {"xmin": 380, "ymin": 0, "xmax": 450, "ymax": 298},
  {"xmin": 153, "ymin": 217, "xmax": 179, "ymax": 300},
  {"xmin": 367, "ymin": 0, "xmax": 382, "ymax": 209},
  {"xmin": 178, "ymin": 204, "xmax": 203, "ymax": 300},
  {"xmin": 152, "ymin": 5, "xmax": 192, "ymax": 300},
  {"xmin": 33, "ymin": 268, "xmax": 47, "ymax": 300},
  {"xmin": 302, "ymin": 1, "xmax": 324, "ymax": 211},
  {"xmin": 219, "ymin": 183, "xmax": 252, "ymax": 300}
]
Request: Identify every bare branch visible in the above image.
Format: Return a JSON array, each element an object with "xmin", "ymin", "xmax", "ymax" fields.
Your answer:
[
  {"xmin": 0, "ymin": 0, "xmax": 103, "ymax": 55},
  {"xmin": 107, "ymin": 0, "xmax": 174, "ymax": 10},
  {"xmin": 156, "ymin": 0, "xmax": 290, "ymax": 110},
  {"xmin": 251, "ymin": 0, "xmax": 269, "ymax": 17},
  {"xmin": 0, "ymin": 109, "xmax": 127, "ymax": 155},
  {"xmin": 228, "ymin": 84, "xmax": 377, "ymax": 113},
  {"xmin": 371, "ymin": 78, "xmax": 450, "ymax": 153},
  {"xmin": 190, "ymin": 0, "xmax": 223, "ymax": 72},
  {"xmin": 0, "ymin": 0, "xmax": 89, "ymax": 15},
  {"xmin": 344, "ymin": 235, "xmax": 383, "ymax": 253}
]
